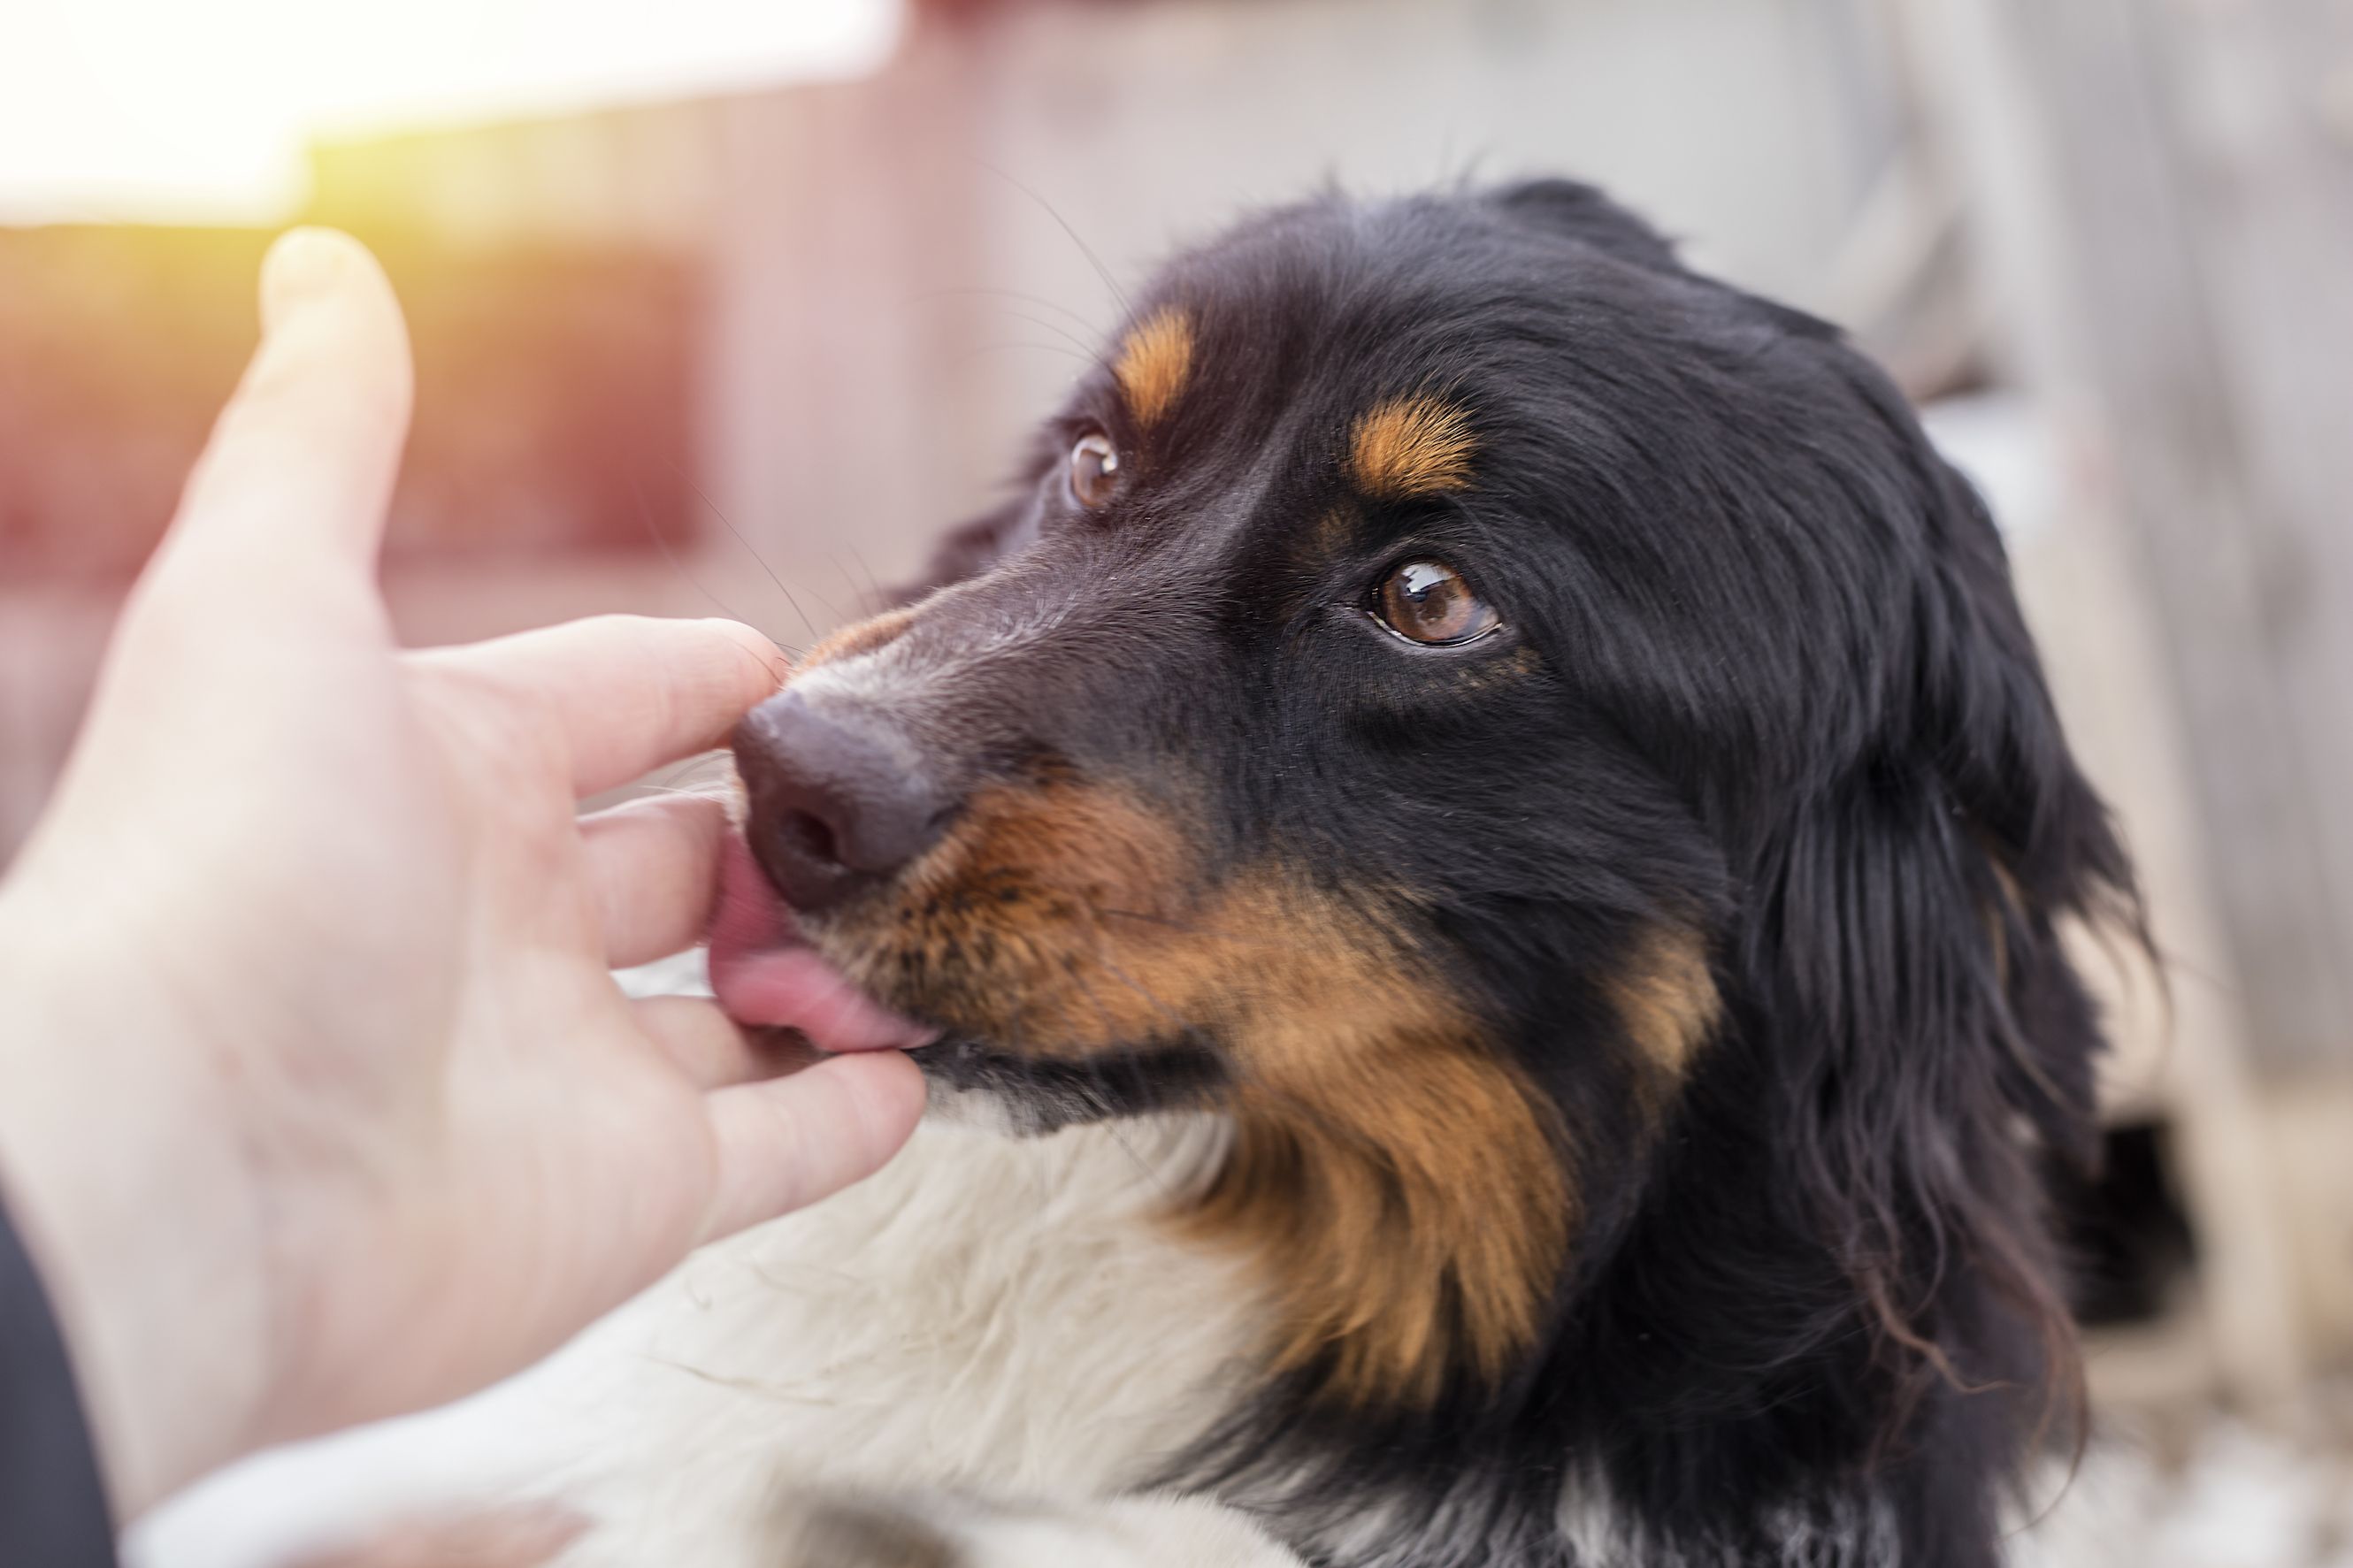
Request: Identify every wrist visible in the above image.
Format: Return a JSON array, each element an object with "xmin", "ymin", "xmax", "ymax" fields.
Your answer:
[{"xmin": 0, "ymin": 869, "xmax": 272, "ymax": 1517}]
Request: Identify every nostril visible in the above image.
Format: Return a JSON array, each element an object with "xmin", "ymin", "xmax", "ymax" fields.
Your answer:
[
  {"xmin": 732, "ymin": 691, "xmax": 954, "ymax": 911},
  {"xmin": 780, "ymin": 807, "xmax": 844, "ymax": 871}
]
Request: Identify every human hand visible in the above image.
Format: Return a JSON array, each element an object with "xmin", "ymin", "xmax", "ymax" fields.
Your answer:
[{"xmin": 0, "ymin": 230, "xmax": 926, "ymax": 1517}]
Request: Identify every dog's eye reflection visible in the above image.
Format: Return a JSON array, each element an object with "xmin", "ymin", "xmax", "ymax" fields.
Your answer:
[
  {"xmin": 1069, "ymin": 432, "xmax": 1120, "ymax": 509},
  {"xmin": 1376, "ymin": 560, "xmax": 1499, "ymax": 646}
]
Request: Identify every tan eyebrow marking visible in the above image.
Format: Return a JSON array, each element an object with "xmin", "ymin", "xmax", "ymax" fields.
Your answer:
[
  {"xmin": 1113, "ymin": 308, "xmax": 1195, "ymax": 429},
  {"xmin": 1350, "ymin": 395, "xmax": 1478, "ymax": 499}
]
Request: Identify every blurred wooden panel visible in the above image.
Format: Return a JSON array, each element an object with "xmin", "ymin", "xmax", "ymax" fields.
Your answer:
[
  {"xmin": 1968, "ymin": 0, "xmax": 2353, "ymax": 1075},
  {"xmin": 0, "ymin": 226, "xmax": 701, "ymax": 580},
  {"xmin": 0, "ymin": 226, "xmax": 269, "ymax": 579}
]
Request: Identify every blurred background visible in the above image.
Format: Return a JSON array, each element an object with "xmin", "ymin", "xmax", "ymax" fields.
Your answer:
[{"xmin": 6, "ymin": 0, "xmax": 2352, "ymax": 1561}]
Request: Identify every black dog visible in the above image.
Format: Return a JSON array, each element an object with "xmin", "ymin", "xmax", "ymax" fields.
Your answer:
[{"xmin": 719, "ymin": 180, "xmax": 2138, "ymax": 1568}]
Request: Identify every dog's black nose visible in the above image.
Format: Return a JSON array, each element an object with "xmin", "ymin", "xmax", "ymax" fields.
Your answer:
[{"xmin": 732, "ymin": 691, "xmax": 950, "ymax": 914}]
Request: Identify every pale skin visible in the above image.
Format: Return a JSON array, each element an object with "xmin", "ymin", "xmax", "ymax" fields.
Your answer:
[{"xmin": 0, "ymin": 229, "xmax": 925, "ymax": 1519}]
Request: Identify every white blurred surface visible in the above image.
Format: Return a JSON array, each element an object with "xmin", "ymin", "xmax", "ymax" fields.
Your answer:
[{"xmin": 0, "ymin": 0, "xmax": 901, "ymax": 223}]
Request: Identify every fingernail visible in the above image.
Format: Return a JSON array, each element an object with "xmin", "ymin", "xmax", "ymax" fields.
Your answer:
[{"xmin": 259, "ymin": 227, "xmax": 349, "ymax": 330}]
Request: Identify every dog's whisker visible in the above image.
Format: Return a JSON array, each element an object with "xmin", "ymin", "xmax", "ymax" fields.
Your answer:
[
  {"xmin": 972, "ymin": 159, "xmax": 1134, "ymax": 318},
  {"xmin": 627, "ymin": 472, "xmax": 805, "ymax": 656},
  {"xmin": 825, "ymin": 551, "xmax": 881, "ymax": 618},
  {"xmin": 843, "ymin": 543, "xmax": 885, "ymax": 605},
  {"xmin": 911, "ymin": 285, "xmax": 1103, "ymax": 339},
  {"xmin": 989, "ymin": 309, "xmax": 1098, "ymax": 358},
  {"xmin": 678, "ymin": 469, "xmax": 829, "ymax": 641},
  {"xmin": 954, "ymin": 340, "xmax": 1096, "ymax": 371}
]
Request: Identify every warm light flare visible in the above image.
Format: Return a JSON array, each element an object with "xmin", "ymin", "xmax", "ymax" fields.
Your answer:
[{"xmin": 0, "ymin": 0, "xmax": 903, "ymax": 223}]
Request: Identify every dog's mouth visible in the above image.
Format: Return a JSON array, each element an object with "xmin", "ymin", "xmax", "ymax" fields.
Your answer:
[
  {"xmin": 708, "ymin": 831, "xmax": 1229, "ymax": 1126},
  {"xmin": 704, "ymin": 831, "xmax": 941, "ymax": 1054}
]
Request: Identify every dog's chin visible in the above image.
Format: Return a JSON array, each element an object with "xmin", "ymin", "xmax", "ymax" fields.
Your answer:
[{"xmin": 908, "ymin": 1036, "xmax": 1232, "ymax": 1137}]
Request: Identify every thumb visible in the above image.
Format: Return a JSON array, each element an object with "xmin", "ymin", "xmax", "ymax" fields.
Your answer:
[{"xmin": 158, "ymin": 228, "xmax": 414, "ymax": 597}]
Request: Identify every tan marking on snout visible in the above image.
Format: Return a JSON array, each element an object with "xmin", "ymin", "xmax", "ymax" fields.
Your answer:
[
  {"xmin": 797, "ymin": 608, "xmax": 916, "ymax": 674},
  {"xmin": 1114, "ymin": 308, "xmax": 1196, "ymax": 429},
  {"xmin": 810, "ymin": 777, "xmax": 1570, "ymax": 1410},
  {"xmin": 1350, "ymin": 395, "xmax": 1477, "ymax": 499}
]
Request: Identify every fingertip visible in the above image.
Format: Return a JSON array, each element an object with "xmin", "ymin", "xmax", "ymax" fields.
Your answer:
[
  {"xmin": 698, "ymin": 616, "xmax": 786, "ymax": 655},
  {"xmin": 261, "ymin": 227, "xmax": 363, "ymax": 325},
  {"xmin": 698, "ymin": 617, "xmax": 792, "ymax": 695},
  {"xmin": 800, "ymin": 1047, "xmax": 926, "ymax": 1171},
  {"xmin": 700, "ymin": 1051, "xmax": 925, "ymax": 1243},
  {"xmin": 844, "ymin": 1048, "xmax": 929, "ymax": 1140},
  {"xmin": 256, "ymin": 229, "xmax": 408, "ymax": 388},
  {"xmin": 160, "ymin": 227, "xmax": 412, "ymax": 589},
  {"xmin": 421, "ymin": 615, "xmax": 789, "ymax": 796}
]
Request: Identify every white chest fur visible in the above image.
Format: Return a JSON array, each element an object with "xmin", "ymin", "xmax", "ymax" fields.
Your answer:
[{"xmin": 134, "ymin": 1114, "xmax": 1268, "ymax": 1568}]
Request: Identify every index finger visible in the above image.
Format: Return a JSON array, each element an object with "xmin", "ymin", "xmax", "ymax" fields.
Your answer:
[{"xmin": 410, "ymin": 614, "xmax": 788, "ymax": 795}]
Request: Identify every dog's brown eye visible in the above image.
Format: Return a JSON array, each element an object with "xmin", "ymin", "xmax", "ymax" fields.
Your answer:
[
  {"xmin": 1068, "ymin": 432, "xmax": 1120, "ymax": 509},
  {"xmin": 1376, "ymin": 559, "xmax": 1498, "ymax": 646}
]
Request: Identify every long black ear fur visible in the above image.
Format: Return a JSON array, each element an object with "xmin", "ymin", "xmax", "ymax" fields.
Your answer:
[{"xmin": 1741, "ymin": 391, "xmax": 2141, "ymax": 1493}]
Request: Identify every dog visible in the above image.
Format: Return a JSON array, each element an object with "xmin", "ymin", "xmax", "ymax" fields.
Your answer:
[{"xmin": 144, "ymin": 180, "xmax": 2136, "ymax": 1568}]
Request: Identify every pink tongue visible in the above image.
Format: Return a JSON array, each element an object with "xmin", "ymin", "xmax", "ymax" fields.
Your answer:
[{"xmin": 706, "ymin": 833, "xmax": 939, "ymax": 1053}]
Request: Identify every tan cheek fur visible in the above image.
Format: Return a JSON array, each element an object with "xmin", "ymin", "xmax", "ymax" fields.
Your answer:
[
  {"xmin": 814, "ymin": 779, "xmax": 1571, "ymax": 1410},
  {"xmin": 1610, "ymin": 926, "xmax": 1721, "ymax": 1093},
  {"xmin": 1185, "ymin": 930, "xmax": 1571, "ymax": 1410}
]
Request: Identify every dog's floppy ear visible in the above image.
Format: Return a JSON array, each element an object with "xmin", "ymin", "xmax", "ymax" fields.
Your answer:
[
  {"xmin": 1489, "ymin": 179, "xmax": 1686, "ymax": 274},
  {"xmin": 1739, "ymin": 421, "xmax": 2139, "ymax": 1445},
  {"xmin": 1906, "ymin": 452, "xmax": 2140, "ymax": 1166}
]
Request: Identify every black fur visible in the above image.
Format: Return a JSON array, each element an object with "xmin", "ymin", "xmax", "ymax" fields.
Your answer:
[
  {"xmin": 767, "ymin": 180, "xmax": 2139, "ymax": 1566},
  {"xmin": 912, "ymin": 1036, "xmax": 1230, "ymax": 1134}
]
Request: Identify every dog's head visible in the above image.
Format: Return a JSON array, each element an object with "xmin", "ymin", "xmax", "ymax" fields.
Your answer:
[{"xmin": 724, "ymin": 183, "xmax": 2134, "ymax": 1434}]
